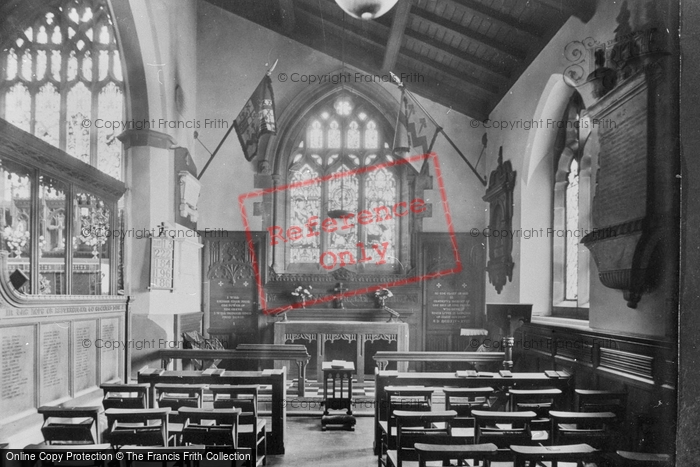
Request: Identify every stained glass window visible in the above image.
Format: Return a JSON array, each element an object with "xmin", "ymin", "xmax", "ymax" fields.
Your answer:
[
  {"xmin": 74, "ymin": 191, "xmax": 111, "ymax": 294},
  {"xmin": 286, "ymin": 94, "xmax": 401, "ymax": 269},
  {"xmin": 365, "ymin": 121, "xmax": 379, "ymax": 149},
  {"xmin": 289, "ymin": 164, "xmax": 322, "ymax": 264},
  {"xmin": 327, "ymin": 166, "xmax": 358, "ymax": 258},
  {"xmin": 347, "ymin": 121, "xmax": 360, "ymax": 149},
  {"xmin": 364, "ymin": 167, "xmax": 396, "ymax": 261},
  {"xmin": 309, "ymin": 120, "xmax": 323, "ymax": 148},
  {"xmin": 39, "ymin": 175, "xmax": 67, "ymax": 294},
  {"xmin": 328, "ymin": 121, "xmax": 341, "ymax": 149},
  {"xmin": 0, "ymin": 0, "xmax": 124, "ymax": 180},
  {"xmin": 0, "ymin": 160, "xmax": 33, "ymax": 292}
]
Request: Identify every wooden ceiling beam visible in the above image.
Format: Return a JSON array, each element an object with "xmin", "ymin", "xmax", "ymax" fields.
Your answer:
[
  {"xmin": 401, "ymin": 27, "xmax": 510, "ymax": 83},
  {"xmin": 531, "ymin": 0, "xmax": 595, "ymax": 21},
  {"xmin": 295, "ymin": 1, "xmax": 387, "ymax": 55},
  {"xmin": 399, "ymin": 48, "xmax": 499, "ymax": 95},
  {"xmin": 298, "ymin": 3, "xmax": 500, "ymax": 96},
  {"xmin": 447, "ymin": 0, "xmax": 543, "ymax": 38},
  {"xmin": 381, "ymin": 0, "xmax": 413, "ymax": 72},
  {"xmin": 393, "ymin": 61, "xmax": 490, "ymax": 120},
  {"xmin": 296, "ymin": 4, "xmax": 489, "ymax": 120},
  {"xmin": 412, "ymin": 6, "xmax": 526, "ymax": 62},
  {"xmin": 278, "ymin": 0, "xmax": 296, "ymax": 33}
]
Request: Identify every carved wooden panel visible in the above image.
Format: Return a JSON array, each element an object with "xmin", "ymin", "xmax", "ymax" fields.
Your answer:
[
  {"xmin": 419, "ymin": 232, "xmax": 485, "ymax": 353},
  {"xmin": 482, "ymin": 148, "xmax": 516, "ymax": 294},
  {"xmin": 202, "ymin": 232, "xmax": 266, "ymax": 347}
]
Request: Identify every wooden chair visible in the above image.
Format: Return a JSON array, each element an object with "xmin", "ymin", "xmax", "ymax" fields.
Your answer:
[
  {"xmin": 509, "ymin": 388, "xmax": 562, "ymax": 443},
  {"xmin": 178, "ymin": 407, "xmax": 240, "ymax": 449},
  {"xmin": 575, "ymin": 389, "xmax": 627, "ymax": 420},
  {"xmin": 415, "ymin": 443, "xmax": 498, "ymax": 467},
  {"xmin": 614, "ymin": 451, "xmax": 673, "ymax": 466},
  {"xmin": 387, "ymin": 410, "xmax": 462, "ymax": 467},
  {"xmin": 155, "ymin": 383, "xmax": 206, "ymax": 410},
  {"xmin": 104, "ymin": 408, "xmax": 170, "ymax": 447},
  {"xmin": 381, "ymin": 387, "xmax": 434, "ymax": 453},
  {"xmin": 37, "ymin": 406, "xmax": 102, "ymax": 445},
  {"xmin": 100, "ymin": 383, "xmax": 150, "ymax": 409},
  {"xmin": 211, "ymin": 397, "xmax": 266, "ymax": 466},
  {"xmin": 210, "ymin": 385, "xmax": 260, "ymax": 412},
  {"xmin": 472, "ymin": 410, "xmax": 537, "ymax": 465},
  {"xmin": 443, "ymin": 387, "xmax": 494, "ymax": 427},
  {"xmin": 511, "ymin": 443, "xmax": 599, "ymax": 467},
  {"xmin": 549, "ymin": 410, "xmax": 617, "ymax": 451}
]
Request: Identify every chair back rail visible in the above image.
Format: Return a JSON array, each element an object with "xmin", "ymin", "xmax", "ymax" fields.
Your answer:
[
  {"xmin": 38, "ymin": 406, "xmax": 102, "ymax": 445},
  {"xmin": 179, "ymin": 407, "xmax": 240, "ymax": 449}
]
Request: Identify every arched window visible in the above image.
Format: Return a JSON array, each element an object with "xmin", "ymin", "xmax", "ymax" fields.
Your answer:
[
  {"xmin": 0, "ymin": 0, "xmax": 124, "ymax": 180},
  {"xmin": 552, "ymin": 92, "xmax": 591, "ymax": 316},
  {"xmin": 285, "ymin": 94, "xmax": 403, "ymax": 271},
  {"xmin": 565, "ymin": 158, "xmax": 580, "ymax": 300},
  {"xmin": 0, "ymin": 0, "xmax": 125, "ymax": 296}
]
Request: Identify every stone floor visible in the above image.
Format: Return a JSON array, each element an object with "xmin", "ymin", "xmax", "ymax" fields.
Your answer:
[{"xmin": 266, "ymin": 416, "xmax": 377, "ymax": 467}]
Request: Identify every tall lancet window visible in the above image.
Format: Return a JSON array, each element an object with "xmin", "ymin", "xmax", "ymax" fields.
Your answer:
[
  {"xmin": 0, "ymin": 0, "xmax": 124, "ymax": 180},
  {"xmin": 552, "ymin": 91, "xmax": 591, "ymax": 316},
  {"xmin": 565, "ymin": 158, "xmax": 580, "ymax": 300},
  {"xmin": 285, "ymin": 94, "xmax": 403, "ymax": 271}
]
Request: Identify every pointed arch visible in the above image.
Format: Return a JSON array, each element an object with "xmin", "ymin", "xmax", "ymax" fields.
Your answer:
[{"xmin": 264, "ymin": 78, "xmax": 419, "ymax": 274}]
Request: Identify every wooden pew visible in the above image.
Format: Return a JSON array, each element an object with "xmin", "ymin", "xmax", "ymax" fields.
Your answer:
[
  {"xmin": 159, "ymin": 344, "xmax": 310, "ymax": 396},
  {"xmin": 138, "ymin": 368, "xmax": 287, "ymax": 455},
  {"xmin": 373, "ymin": 351, "xmax": 506, "ymax": 371}
]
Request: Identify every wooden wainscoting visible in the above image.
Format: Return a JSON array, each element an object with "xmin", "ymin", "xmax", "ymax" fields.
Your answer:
[{"xmin": 513, "ymin": 322, "xmax": 676, "ymax": 453}]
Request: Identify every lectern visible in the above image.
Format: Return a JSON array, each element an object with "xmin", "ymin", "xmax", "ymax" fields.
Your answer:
[{"xmin": 485, "ymin": 304, "xmax": 532, "ymax": 369}]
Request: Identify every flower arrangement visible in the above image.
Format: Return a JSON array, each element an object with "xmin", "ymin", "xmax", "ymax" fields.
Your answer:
[
  {"xmin": 374, "ymin": 288, "xmax": 393, "ymax": 299},
  {"xmin": 291, "ymin": 285, "xmax": 313, "ymax": 308},
  {"xmin": 291, "ymin": 285, "xmax": 313, "ymax": 300},
  {"xmin": 3, "ymin": 226, "xmax": 30, "ymax": 257},
  {"xmin": 375, "ymin": 287, "xmax": 393, "ymax": 309}
]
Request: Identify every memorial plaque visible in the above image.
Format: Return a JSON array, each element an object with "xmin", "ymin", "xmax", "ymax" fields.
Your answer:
[
  {"xmin": 209, "ymin": 285, "xmax": 256, "ymax": 335},
  {"xmin": 0, "ymin": 326, "xmax": 36, "ymax": 419},
  {"xmin": 592, "ymin": 86, "xmax": 648, "ymax": 228},
  {"xmin": 40, "ymin": 322, "xmax": 70, "ymax": 404},
  {"xmin": 74, "ymin": 320, "xmax": 97, "ymax": 393},
  {"xmin": 100, "ymin": 318, "xmax": 120, "ymax": 383},
  {"xmin": 426, "ymin": 276, "xmax": 473, "ymax": 331}
]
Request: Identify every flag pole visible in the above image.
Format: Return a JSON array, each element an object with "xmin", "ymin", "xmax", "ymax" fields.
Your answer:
[
  {"xmin": 198, "ymin": 60, "xmax": 278, "ymax": 181},
  {"xmin": 405, "ymin": 89, "xmax": 487, "ymax": 186},
  {"xmin": 390, "ymin": 72, "xmax": 487, "ymax": 187},
  {"xmin": 196, "ymin": 120, "xmax": 236, "ymax": 181}
]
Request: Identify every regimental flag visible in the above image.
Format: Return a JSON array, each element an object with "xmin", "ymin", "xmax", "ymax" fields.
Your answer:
[
  {"xmin": 394, "ymin": 90, "xmax": 441, "ymax": 155},
  {"xmin": 233, "ymin": 74, "xmax": 276, "ymax": 161}
]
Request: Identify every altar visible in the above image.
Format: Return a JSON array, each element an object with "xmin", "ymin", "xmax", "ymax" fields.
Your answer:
[{"xmin": 274, "ymin": 320, "xmax": 409, "ymax": 383}]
